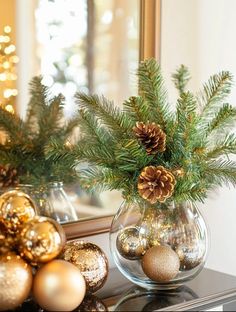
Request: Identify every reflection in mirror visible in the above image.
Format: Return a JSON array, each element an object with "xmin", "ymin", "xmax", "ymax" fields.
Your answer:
[{"xmin": 0, "ymin": 0, "xmax": 140, "ymax": 222}]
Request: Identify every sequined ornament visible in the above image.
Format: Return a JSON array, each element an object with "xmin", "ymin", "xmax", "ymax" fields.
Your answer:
[
  {"xmin": 75, "ymin": 295, "xmax": 108, "ymax": 312},
  {"xmin": 19, "ymin": 216, "xmax": 66, "ymax": 264},
  {"xmin": 62, "ymin": 241, "xmax": 108, "ymax": 293},
  {"xmin": 116, "ymin": 226, "xmax": 148, "ymax": 260},
  {"xmin": 0, "ymin": 222, "xmax": 17, "ymax": 253},
  {"xmin": 33, "ymin": 259, "xmax": 86, "ymax": 312},
  {"xmin": 133, "ymin": 121, "xmax": 166, "ymax": 155},
  {"xmin": 0, "ymin": 190, "xmax": 37, "ymax": 233},
  {"xmin": 138, "ymin": 166, "xmax": 176, "ymax": 204},
  {"xmin": 142, "ymin": 246, "xmax": 180, "ymax": 282},
  {"xmin": 0, "ymin": 252, "xmax": 33, "ymax": 311}
]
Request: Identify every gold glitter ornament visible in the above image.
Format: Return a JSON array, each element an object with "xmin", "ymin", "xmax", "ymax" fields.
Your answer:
[
  {"xmin": 75, "ymin": 294, "xmax": 108, "ymax": 312},
  {"xmin": 116, "ymin": 226, "xmax": 148, "ymax": 260},
  {"xmin": 0, "ymin": 190, "xmax": 37, "ymax": 233},
  {"xmin": 33, "ymin": 259, "xmax": 86, "ymax": 312},
  {"xmin": 19, "ymin": 216, "xmax": 66, "ymax": 264},
  {"xmin": 142, "ymin": 245, "xmax": 180, "ymax": 282},
  {"xmin": 62, "ymin": 241, "xmax": 108, "ymax": 293},
  {"xmin": 0, "ymin": 252, "xmax": 33, "ymax": 311}
]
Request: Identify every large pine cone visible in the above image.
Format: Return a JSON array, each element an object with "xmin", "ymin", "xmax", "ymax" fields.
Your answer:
[
  {"xmin": 133, "ymin": 122, "xmax": 166, "ymax": 155},
  {"xmin": 138, "ymin": 166, "xmax": 176, "ymax": 204},
  {"xmin": 0, "ymin": 165, "xmax": 19, "ymax": 188}
]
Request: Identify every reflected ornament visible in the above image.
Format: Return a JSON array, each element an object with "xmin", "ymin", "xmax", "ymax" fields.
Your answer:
[
  {"xmin": 116, "ymin": 226, "xmax": 148, "ymax": 260},
  {"xmin": 19, "ymin": 216, "xmax": 66, "ymax": 264},
  {"xmin": 0, "ymin": 190, "xmax": 37, "ymax": 233},
  {"xmin": 0, "ymin": 252, "xmax": 33, "ymax": 311},
  {"xmin": 33, "ymin": 259, "xmax": 86, "ymax": 312},
  {"xmin": 142, "ymin": 246, "xmax": 180, "ymax": 282},
  {"xmin": 62, "ymin": 241, "xmax": 108, "ymax": 293},
  {"xmin": 0, "ymin": 222, "xmax": 17, "ymax": 253},
  {"xmin": 75, "ymin": 295, "xmax": 108, "ymax": 312}
]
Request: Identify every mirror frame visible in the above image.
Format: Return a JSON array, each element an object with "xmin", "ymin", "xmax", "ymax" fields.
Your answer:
[{"xmin": 63, "ymin": 0, "xmax": 161, "ymax": 240}]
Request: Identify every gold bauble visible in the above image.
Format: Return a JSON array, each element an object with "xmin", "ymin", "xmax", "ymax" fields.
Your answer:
[
  {"xmin": 33, "ymin": 259, "xmax": 86, "ymax": 311},
  {"xmin": 0, "ymin": 252, "xmax": 33, "ymax": 311},
  {"xmin": 19, "ymin": 216, "xmax": 66, "ymax": 264},
  {"xmin": 175, "ymin": 243, "xmax": 204, "ymax": 271},
  {"xmin": 142, "ymin": 245, "xmax": 180, "ymax": 282},
  {"xmin": 116, "ymin": 226, "xmax": 148, "ymax": 260},
  {"xmin": 0, "ymin": 222, "xmax": 17, "ymax": 253},
  {"xmin": 75, "ymin": 295, "xmax": 108, "ymax": 312},
  {"xmin": 62, "ymin": 241, "xmax": 108, "ymax": 293},
  {"xmin": 0, "ymin": 190, "xmax": 37, "ymax": 233}
]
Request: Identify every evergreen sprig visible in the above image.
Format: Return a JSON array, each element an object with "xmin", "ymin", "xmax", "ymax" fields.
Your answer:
[
  {"xmin": 0, "ymin": 76, "xmax": 79, "ymax": 186},
  {"xmin": 72, "ymin": 58, "xmax": 236, "ymax": 205}
]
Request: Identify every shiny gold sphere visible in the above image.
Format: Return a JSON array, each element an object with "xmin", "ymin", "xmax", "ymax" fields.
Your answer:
[
  {"xmin": 0, "ymin": 252, "xmax": 33, "ymax": 311},
  {"xmin": 33, "ymin": 259, "xmax": 86, "ymax": 311},
  {"xmin": 116, "ymin": 226, "xmax": 148, "ymax": 260},
  {"xmin": 0, "ymin": 190, "xmax": 37, "ymax": 233},
  {"xmin": 142, "ymin": 245, "xmax": 180, "ymax": 282},
  {"xmin": 175, "ymin": 243, "xmax": 204, "ymax": 271},
  {"xmin": 75, "ymin": 294, "xmax": 108, "ymax": 312},
  {"xmin": 62, "ymin": 241, "xmax": 108, "ymax": 293},
  {"xmin": 19, "ymin": 216, "xmax": 66, "ymax": 264}
]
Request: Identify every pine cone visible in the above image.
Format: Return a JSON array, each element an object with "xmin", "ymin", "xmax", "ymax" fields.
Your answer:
[
  {"xmin": 138, "ymin": 166, "xmax": 176, "ymax": 204},
  {"xmin": 133, "ymin": 122, "xmax": 166, "ymax": 155},
  {"xmin": 0, "ymin": 165, "xmax": 19, "ymax": 188}
]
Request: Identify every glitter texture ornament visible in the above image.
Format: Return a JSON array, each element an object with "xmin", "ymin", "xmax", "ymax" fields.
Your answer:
[
  {"xmin": 0, "ymin": 252, "xmax": 33, "ymax": 311},
  {"xmin": 19, "ymin": 216, "xmax": 66, "ymax": 264},
  {"xmin": 116, "ymin": 226, "xmax": 148, "ymax": 260},
  {"xmin": 33, "ymin": 259, "xmax": 86, "ymax": 312},
  {"xmin": 62, "ymin": 241, "xmax": 108, "ymax": 293},
  {"xmin": 141, "ymin": 246, "xmax": 180, "ymax": 282}
]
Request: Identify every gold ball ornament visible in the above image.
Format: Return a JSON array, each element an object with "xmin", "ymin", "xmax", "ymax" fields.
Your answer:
[
  {"xmin": 62, "ymin": 241, "xmax": 108, "ymax": 293},
  {"xmin": 33, "ymin": 259, "xmax": 86, "ymax": 312},
  {"xmin": 175, "ymin": 243, "xmax": 204, "ymax": 271},
  {"xmin": 116, "ymin": 226, "xmax": 148, "ymax": 260},
  {"xmin": 0, "ymin": 252, "xmax": 33, "ymax": 311},
  {"xmin": 142, "ymin": 245, "xmax": 180, "ymax": 282},
  {"xmin": 19, "ymin": 216, "xmax": 66, "ymax": 264},
  {"xmin": 75, "ymin": 294, "xmax": 108, "ymax": 312},
  {"xmin": 0, "ymin": 190, "xmax": 37, "ymax": 233}
]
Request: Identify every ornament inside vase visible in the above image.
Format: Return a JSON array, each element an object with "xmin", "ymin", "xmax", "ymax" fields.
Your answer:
[{"xmin": 110, "ymin": 200, "xmax": 208, "ymax": 290}]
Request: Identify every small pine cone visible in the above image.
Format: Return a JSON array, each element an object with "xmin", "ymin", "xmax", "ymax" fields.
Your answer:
[
  {"xmin": 0, "ymin": 165, "xmax": 19, "ymax": 188},
  {"xmin": 133, "ymin": 122, "xmax": 166, "ymax": 155},
  {"xmin": 138, "ymin": 166, "xmax": 176, "ymax": 204}
]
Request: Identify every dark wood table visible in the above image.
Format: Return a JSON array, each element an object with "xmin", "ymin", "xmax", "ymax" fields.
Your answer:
[{"xmin": 15, "ymin": 268, "xmax": 236, "ymax": 311}]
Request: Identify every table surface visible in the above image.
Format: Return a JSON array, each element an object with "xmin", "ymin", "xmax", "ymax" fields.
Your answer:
[{"xmin": 14, "ymin": 268, "xmax": 236, "ymax": 311}]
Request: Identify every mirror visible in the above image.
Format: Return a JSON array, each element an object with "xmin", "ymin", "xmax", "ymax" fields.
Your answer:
[{"xmin": 0, "ymin": 0, "xmax": 159, "ymax": 228}]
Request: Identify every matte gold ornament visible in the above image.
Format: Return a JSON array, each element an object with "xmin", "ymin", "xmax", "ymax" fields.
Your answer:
[
  {"xmin": 0, "ymin": 252, "xmax": 33, "ymax": 311},
  {"xmin": 142, "ymin": 245, "xmax": 180, "ymax": 282},
  {"xmin": 133, "ymin": 121, "xmax": 166, "ymax": 155},
  {"xmin": 62, "ymin": 241, "xmax": 108, "ymax": 293},
  {"xmin": 75, "ymin": 294, "xmax": 108, "ymax": 312},
  {"xmin": 138, "ymin": 166, "xmax": 176, "ymax": 204},
  {"xmin": 116, "ymin": 226, "xmax": 148, "ymax": 260},
  {"xmin": 33, "ymin": 259, "xmax": 86, "ymax": 312},
  {"xmin": 0, "ymin": 190, "xmax": 37, "ymax": 233},
  {"xmin": 19, "ymin": 216, "xmax": 66, "ymax": 264}
]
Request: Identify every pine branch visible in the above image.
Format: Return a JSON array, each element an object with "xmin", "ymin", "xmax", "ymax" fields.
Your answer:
[
  {"xmin": 123, "ymin": 96, "xmax": 153, "ymax": 123},
  {"xmin": 203, "ymin": 159, "xmax": 236, "ymax": 186},
  {"xmin": 172, "ymin": 64, "xmax": 191, "ymax": 95},
  {"xmin": 138, "ymin": 58, "xmax": 170, "ymax": 130},
  {"xmin": 206, "ymin": 134, "xmax": 236, "ymax": 159}
]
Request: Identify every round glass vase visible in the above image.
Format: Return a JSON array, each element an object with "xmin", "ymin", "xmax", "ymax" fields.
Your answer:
[
  {"xmin": 16, "ymin": 182, "xmax": 78, "ymax": 223},
  {"xmin": 110, "ymin": 200, "xmax": 209, "ymax": 290}
]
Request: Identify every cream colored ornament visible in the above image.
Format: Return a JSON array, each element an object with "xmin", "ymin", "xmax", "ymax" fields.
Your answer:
[
  {"xmin": 0, "ymin": 252, "xmax": 33, "ymax": 311},
  {"xmin": 33, "ymin": 259, "xmax": 86, "ymax": 311}
]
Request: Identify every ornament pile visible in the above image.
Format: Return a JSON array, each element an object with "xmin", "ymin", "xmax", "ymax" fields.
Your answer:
[{"xmin": 0, "ymin": 190, "xmax": 108, "ymax": 311}]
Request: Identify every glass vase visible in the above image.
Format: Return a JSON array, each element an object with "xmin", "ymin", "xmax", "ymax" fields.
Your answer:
[
  {"xmin": 110, "ymin": 200, "xmax": 209, "ymax": 290},
  {"xmin": 17, "ymin": 182, "xmax": 78, "ymax": 223}
]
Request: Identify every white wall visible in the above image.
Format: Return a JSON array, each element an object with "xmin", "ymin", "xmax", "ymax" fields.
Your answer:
[{"xmin": 161, "ymin": 0, "xmax": 236, "ymax": 276}]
